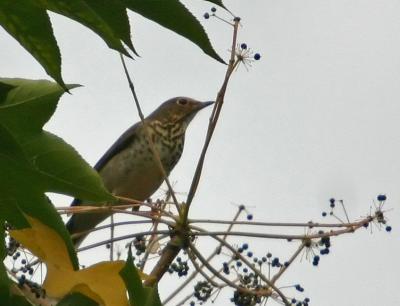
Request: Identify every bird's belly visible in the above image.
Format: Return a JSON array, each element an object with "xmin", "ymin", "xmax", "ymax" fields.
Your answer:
[{"xmin": 99, "ymin": 142, "xmax": 181, "ymax": 201}]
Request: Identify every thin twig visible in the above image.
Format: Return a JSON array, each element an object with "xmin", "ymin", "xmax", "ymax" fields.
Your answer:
[
  {"xmin": 183, "ymin": 17, "xmax": 241, "ymax": 223},
  {"xmin": 271, "ymin": 242, "xmax": 306, "ymax": 283},
  {"xmin": 187, "ymin": 248, "xmax": 221, "ymax": 287},
  {"xmin": 191, "ymin": 225, "xmax": 291, "ymax": 306},
  {"xmin": 77, "ymin": 230, "xmax": 171, "ymax": 253},
  {"xmin": 340, "ymin": 200, "xmax": 351, "ymax": 223},
  {"xmin": 163, "ymin": 208, "xmax": 243, "ymax": 304},
  {"xmin": 139, "ymin": 234, "xmax": 169, "ymax": 271},
  {"xmin": 188, "ymin": 219, "xmax": 361, "ymax": 228},
  {"xmin": 119, "ymin": 54, "xmax": 181, "ymax": 215},
  {"xmin": 110, "ymin": 214, "xmax": 114, "ymax": 261},
  {"xmin": 189, "ymin": 242, "xmax": 271, "ymax": 297}
]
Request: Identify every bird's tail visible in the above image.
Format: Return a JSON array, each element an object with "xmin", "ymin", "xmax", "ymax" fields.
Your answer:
[{"xmin": 66, "ymin": 210, "xmax": 111, "ymax": 247}]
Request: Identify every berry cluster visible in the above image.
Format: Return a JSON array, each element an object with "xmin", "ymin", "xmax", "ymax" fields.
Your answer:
[
  {"xmin": 238, "ymin": 205, "xmax": 254, "ymax": 221},
  {"xmin": 133, "ymin": 235, "xmax": 146, "ymax": 255},
  {"xmin": 203, "ymin": 6, "xmax": 217, "ymax": 20},
  {"xmin": 169, "ymin": 256, "xmax": 189, "ymax": 277},
  {"xmin": 317, "ymin": 231, "xmax": 331, "ymax": 257},
  {"xmin": 321, "ymin": 198, "xmax": 336, "ymax": 218},
  {"xmin": 4, "ymin": 233, "xmax": 46, "ymax": 300},
  {"xmin": 291, "ymin": 295, "xmax": 310, "ymax": 306},
  {"xmin": 236, "ymin": 43, "xmax": 261, "ymax": 65},
  {"xmin": 231, "ymin": 290, "xmax": 262, "ymax": 306},
  {"xmin": 18, "ymin": 277, "xmax": 46, "ymax": 299},
  {"xmin": 193, "ymin": 281, "xmax": 212, "ymax": 302},
  {"xmin": 376, "ymin": 194, "xmax": 392, "ymax": 232}
]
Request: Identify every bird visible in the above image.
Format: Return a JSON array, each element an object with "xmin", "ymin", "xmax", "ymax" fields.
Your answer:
[{"xmin": 66, "ymin": 97, "xmax": 214, "ymax": 246}]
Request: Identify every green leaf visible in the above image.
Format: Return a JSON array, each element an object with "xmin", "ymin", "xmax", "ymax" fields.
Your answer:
[
  {"xmin": 0, "ymin": 78, "xmax": 114, "ymax": 269},
  {"xmin": 84, "ymin": 0, "xmax": 138, "ymax": 55},
  {"xmin": 0, "ymin": 199, "xmax": 30, "ymax": 230},
  {"xmin": 125, "ymin": 0, "xmax": 225, "ymax": 63},
  {"xmin": 0, "ymin": 227, "xmax": 10, "ymax": 300},
  {"xmin": 0, "ymin": 78, "xmax": 112, "ymax": 199},
  {"xmin": 120, "ymin": 247, "xmax": 147, "ymax": 304},
  {"xmin": 56, "ymin": 292, "xmax": 99, "ymax": 306},
  {"xmin": 32, "ymin": 0, "xmax": 133, "ymax": 57},
  {"xmin": 204, "ymin": 0, "xmax": 226, "ymax": 9},
  {"xmin": 5, "ymin": 294, "xmax": 35, "ymax": 306},
  {"xmin": 120, "ymin": 247, "xmax": 161, "ymax": 306},
  {"xmin": 0, "ymin": 1, "xmax": 65, "ymax": 90},
  {"xmin": 144, "ymin": 285, "xmax": 162, "ymax": 306},
  {"xmin": 0, "ymin": 82, "xmax": 15, "ymax": 103}
]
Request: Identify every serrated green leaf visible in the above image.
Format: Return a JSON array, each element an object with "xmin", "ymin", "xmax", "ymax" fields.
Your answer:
[
  {"xmin": 0, "ymin": 199, "xmax": 30, "ymax": 230},
  {"xmin": 56, "ymin": 292, "xmax": 99, "ymax": 306},
  {"xmin": 33, "ymin": 0, "xmax": 132, "ymax": 57},
  {"xmin": 125, "ymin": 0, "xmax": 225, "ymax": 63},
  {"xmin": 0, "ymin": 78, "xmax": 115, "ymax": 270},
  {"xmin": 120, "ymin": 247, "xmax": 161, "ymax": 306},
  {"xmin": 0, "ymin": 1, "xmax": 65, "ymax": 90},
  {"xmin": 5, "ymin": 294, "xmax": 35, "ymax": 306},
  {"xmin": 0, "ymin": 82, "xmax": 15, "ymax": 103},
  {"xmin": 120, "ymin": 247, "xmax": 147, "ymax": 304},
  {"xmin": 84, "ymin": 0, "xmax": 138, "ymax": 55},
  {"xmin": 144, "ymin": 285, "xmax": 162, "ymax": 306}
]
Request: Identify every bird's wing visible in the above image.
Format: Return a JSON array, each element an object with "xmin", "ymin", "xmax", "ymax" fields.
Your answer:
[
  {"xmin": 94, "ymin": 122, "xmax": 140, "ymax": 171},
  {"xmin": 71, "ymin": 122, "xmax": 141, "ymax": 207}
]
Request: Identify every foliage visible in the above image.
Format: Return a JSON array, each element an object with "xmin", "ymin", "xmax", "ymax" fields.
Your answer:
[
  {"xmin": 0, "ymin": 0, "xmax": 225, "ymax": 90},
  {"xmin": 0, "ymin": 1, "xmax": 392, "ymax": 306}
]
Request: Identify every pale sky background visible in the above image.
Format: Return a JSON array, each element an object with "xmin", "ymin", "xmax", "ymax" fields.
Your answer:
[{"xmin": 1, "ymin": 1, "xmax": 399, "ymax": 305}]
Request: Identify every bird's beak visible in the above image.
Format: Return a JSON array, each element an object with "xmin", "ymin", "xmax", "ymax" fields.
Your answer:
[{"xmin": 200, "ymin": 101, "xmax": 215, "ymax": 109}]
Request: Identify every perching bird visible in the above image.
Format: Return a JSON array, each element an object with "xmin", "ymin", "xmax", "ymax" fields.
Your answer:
[{"xmin": 66, "ymin": 97, "xmax": 214, "ymax": 246}]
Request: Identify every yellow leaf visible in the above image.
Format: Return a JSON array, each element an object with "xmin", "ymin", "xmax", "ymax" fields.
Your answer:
[
  {"xmin": 45, "ymin": 261, "xmax": 128, "ymax": 306},
  {"xmin": 10, "ymin": 215, "xmax": 146, "ymax": 306},
  {"xmin": 10, "ymin": 215, "xmax": 74, "ymax": 270}
]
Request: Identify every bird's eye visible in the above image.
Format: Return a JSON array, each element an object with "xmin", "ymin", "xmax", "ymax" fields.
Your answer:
[{"xmin": 177, "ymin": 98, "xmax": 188, "ymax": 105}]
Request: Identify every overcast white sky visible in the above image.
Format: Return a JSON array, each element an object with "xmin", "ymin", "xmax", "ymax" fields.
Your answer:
[{"xmin": 1, "ymin": 1, "xmax": 399, "ymax": 305}]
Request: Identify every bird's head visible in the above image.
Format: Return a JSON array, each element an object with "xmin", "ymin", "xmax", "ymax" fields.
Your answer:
[{"xmin": 147, "ymin": 97, "xmax": 214, "ymax": 127}]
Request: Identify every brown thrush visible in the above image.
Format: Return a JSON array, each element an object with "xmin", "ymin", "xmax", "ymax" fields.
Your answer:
[{"xmin": 66, "ymin": 97, "xmax": 213, "ymax": 246}]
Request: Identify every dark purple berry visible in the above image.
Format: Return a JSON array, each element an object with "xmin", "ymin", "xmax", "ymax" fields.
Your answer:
[
  {"xmin": 253, "ymin": 53, "xmax": 261, "ymax": 60},
  {"xmin": 322, "ymin": 212, "xmax": 327, "ymax": 217},
  {"xmin": 211, "ymin": 7, "xmax": 217, "ymax": 12},
  {"xmin": 240, "ymin": 43, "xmax": 247, "ymax": 50},
  {"xmin": 295, "ymin": 284, "xmax": 303, "ymax": 292},
  {"xmin": 204, "ymin": 13, "xmax": 210, "ymax": 19},
  {"xmin": 377, "ymin": 194, "xmax": 387, "ymax": 201},
  {"xmin": 386, "ymin": 226, "xmax": 392, "ymax": 232},
  {"xmin": 247, "ymin": 214, "xmax": 253, "ymax": 220}
]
